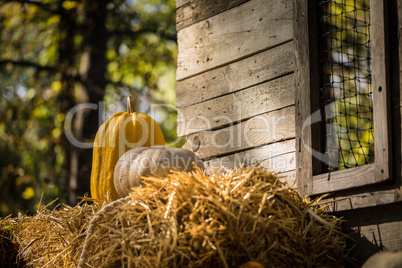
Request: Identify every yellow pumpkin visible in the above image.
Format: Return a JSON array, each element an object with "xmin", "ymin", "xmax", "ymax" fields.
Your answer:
[{"xmin": 90, "ymin": 96, "xmax": 165, "ymax": 201}]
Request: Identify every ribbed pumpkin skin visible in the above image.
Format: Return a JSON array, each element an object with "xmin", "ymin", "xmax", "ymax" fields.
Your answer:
[
  {"xmin": 113, "ymin": 147, "xmax": 205, "ymax": 198},
  {"xmin": 90, "ymin": 112, "xmax": 165, "ymax": 201}
]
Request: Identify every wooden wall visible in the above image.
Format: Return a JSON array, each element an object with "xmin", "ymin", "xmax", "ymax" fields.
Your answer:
[
  {"xmin": 337, "ymin": 203, "xmax": 402, "ymax": 266},
  {"xmin": 175, "ymin": 0, "xmax": 296, "ymax": 185},
  {"xmin": 175, "ymin": 0, "xmax": 402, "ymax": 265}
]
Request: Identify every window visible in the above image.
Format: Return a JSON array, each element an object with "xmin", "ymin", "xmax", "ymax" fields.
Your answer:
[
  {"xmin": 294, "ymin": 0, "xmax": 393, "ymax": 196},
  {"xmin": 320, "ymin": 1, "xmax": 373, "ymax": 172}
]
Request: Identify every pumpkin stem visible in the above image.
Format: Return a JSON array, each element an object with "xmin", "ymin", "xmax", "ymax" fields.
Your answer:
[{"xmin": 127, "ymin": 95, "xmax": 135, "ymax": 113}]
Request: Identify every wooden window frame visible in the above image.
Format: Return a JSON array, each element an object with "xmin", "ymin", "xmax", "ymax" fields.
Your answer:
[{"xmin": 294, "ymin": 0, "xmax": 393, "ymax": 196}]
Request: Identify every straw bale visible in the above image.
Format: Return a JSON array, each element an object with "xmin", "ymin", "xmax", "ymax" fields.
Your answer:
[
  {"xmin": 0, "ymin": 215, "xmax": 25, "ymax": 267},
  {"xmin": 1, "ymin": 167, "xmax": 351, "ymax": 267},
  {"xmin": 12, "ymin": 199, "xmax": 103, "ymax": 267}
]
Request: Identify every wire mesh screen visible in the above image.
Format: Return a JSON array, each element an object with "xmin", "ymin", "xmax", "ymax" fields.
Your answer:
[{"xmin": 319, "ymin": 0, "xmax": 374, "ymax": 172}]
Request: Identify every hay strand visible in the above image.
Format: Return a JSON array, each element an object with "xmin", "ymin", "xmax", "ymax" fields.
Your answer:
[
  {"xmin": 1, "ymin": 166, "xmax": 351, "ymax": 267},
  {"xmin": 78, "ymin": 196, "xmax": 130, "ymax": 268}
]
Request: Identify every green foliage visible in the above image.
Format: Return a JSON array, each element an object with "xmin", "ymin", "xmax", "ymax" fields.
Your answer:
[
  {"xmin": 0, "ymin": 0, "xmax": 180, "ymax": 217},
  {"xmin": 322, "ymin": 0, "xmax": 374, "ymax": 170},
  {"xmin": 0, "ymin": 73, "xmax": 62, "ymax": 215}
]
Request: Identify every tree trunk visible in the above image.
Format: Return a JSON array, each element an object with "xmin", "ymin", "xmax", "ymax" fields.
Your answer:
[
  {"xmin": 57, "ymin": 3, "xmax": 79, "ymax": 205},
  {"xmin": 58, "ymin": 1, "xmax": 109, "ymax": 205},
  {"xmin": 67, "ymin": 0, "xmax": 109, "ymax": 204}
]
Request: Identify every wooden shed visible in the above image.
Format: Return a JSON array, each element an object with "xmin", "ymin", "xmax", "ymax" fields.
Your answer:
[{"xmin": 175, "ymin": 0, "xmax": 402, "ymax": 265}]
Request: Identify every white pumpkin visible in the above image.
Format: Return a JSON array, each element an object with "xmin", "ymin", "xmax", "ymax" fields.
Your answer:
[{"xmin": 113, "ymin": 147, "xmax": 205, "ymax": 197}]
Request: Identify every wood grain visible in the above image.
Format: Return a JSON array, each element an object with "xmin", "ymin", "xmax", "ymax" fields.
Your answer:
[
  {"xmin": 278, "ymin": 170, "xmax": 297, "ymax": 188},
  {"xmin": 177, "ymin": 74, "xmax": 294, "ymax": 136},
  {"xmin": 176, "ymin": 0, "xmax": 249, "ymax": 31},
  {"xmin": 176, "ymin": 0, "xmax": 190, "ymax": 9},
  {"xmin": 176, "ymin": 41, "xmax": 294, "ymax": 108},
  {"xmin": 203, "ymin": 141, "xmax": 296, "ymax": 174},
  {"xmin": 340, "ymin": 203, "xmax": 402, "ymax": 265},
  {"xmin": 294, "ymin": 0, "xmax": 323, "ymax": 195},
  {"xmin": 294, "ymin": 0, "xmax": 312, "ymax": 195},
  {"xmin": 183, "ymin": 106, "xmax": 295, "ymax": 159},
  {"xmin": 371, "ymin": 0, "xmax": 392, "ymax": 182},
  {"xmin": 260, "ymin": 152, "xmax": 295, "ymax": 173},
  {"xmin": 325, "ymin": 189, "xmax": 395, "ymax": 212},
  {"xmin": 358, "ymin": 220, "xmax": 402, "ymax": 252},
  {"xmin": 177, "ymin": 0, "xmax": 293, "ymax": 80},
  {"xmin": 312, "ymin": 164, "xmax": 376, "ymax": 195}
]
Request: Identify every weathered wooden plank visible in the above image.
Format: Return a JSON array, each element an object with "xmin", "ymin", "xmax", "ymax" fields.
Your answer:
[
  {"xmin": 294, "ymin": 0, "xmax": 322, "ymax": 195},
  {"xmin": 183, "ymin": 106, "xmax": 295, "ymax": 159},
  {"xmin": 176, "ymin": 41, "xmax": 294, "ymax": 108},
  {"xmin": 177, "ymin": 74, "xmax": 294, "ymax": 136},
  {"xmin": 312, "ymin": 164, "xmax": 376, "ymax": 195},
  {"xmin": 278, "ymin": 170, "xmax": 297, "ymax": 188},
  {"xmin": 356, "ymin": 220, "xmax": 402, "ymax": 260},
  {"xmin": 176, "ymin": 0, "xmax": 249, "ymax": 31},
  {"xmin": 176, "ymin": 0, "xmax": 190, "ymax": 9},
  {"xmin": 177, "ymin": 0, "xmax": 293, "ymax": 80},
  {"xmin": 340, "ymin": 203, "xmax": 402, "ymax": 266},
  {"xmin": 259, "ymin": 152, "xmax": 295, "ymax": 174},
  {"xmin": 325, "ymin": 189, "xmax": 395, "ymax": 212},
  {"xmin": 203, "ymin": 143, "xmax": 296, "ymax": 174},
  {"xmin": 371, "ymin": 0, "xmax": 392, "ymax": 182},
  {"xmin": 294, "ymin": 0, "xmax": 312, "ymax": 195},
  {"xmin": 396, "ymin": 0, "xmax": 402, "ymax": 202}
]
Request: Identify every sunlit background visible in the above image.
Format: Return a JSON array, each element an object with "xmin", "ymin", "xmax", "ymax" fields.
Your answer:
[
  {"xmin": 0, "ymin": 0, "xmax": 181, "ymax": 216},
  {"xmin": 319, "ymin": 0, "xmax": 374, "ymax": 172}
]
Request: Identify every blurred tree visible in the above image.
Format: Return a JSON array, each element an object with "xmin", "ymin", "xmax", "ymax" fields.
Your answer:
[
  {"xmin": 320, "ymin": 0, "xmax": 374, "ymax": 171},
  {"xmin": 0, "ymin": 0, "xmax": 181, "ymax": 216}
]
